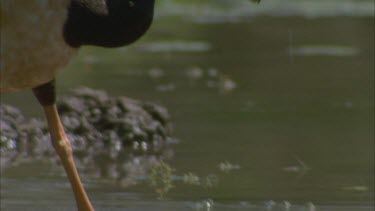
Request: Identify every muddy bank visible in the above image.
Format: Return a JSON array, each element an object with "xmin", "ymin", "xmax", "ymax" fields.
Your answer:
[{"xmin": 0, "ymin": 87, "xmax": 177, "ymax": 183}]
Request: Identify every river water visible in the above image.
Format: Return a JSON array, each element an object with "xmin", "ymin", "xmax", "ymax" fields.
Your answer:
[{"xmin": 1, "ymin": 1, "xmax": 374, "ymax": 210}]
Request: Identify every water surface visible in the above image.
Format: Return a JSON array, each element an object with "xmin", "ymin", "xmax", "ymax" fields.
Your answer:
[{"xmin": 1, "ymin": 1, "xmax": 374, "ymax": 210}]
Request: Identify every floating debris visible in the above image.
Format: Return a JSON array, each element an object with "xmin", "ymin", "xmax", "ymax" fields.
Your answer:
[
  {"xmin": 219, "ymin": 76, "xmax": 237, "ymax": 94},
  {"xmin": 342, "ymin": 185, "xmax": 369, "ymax": 192},
  {"xmin": 207, "ymin": 68, "xmax": 219, "ymax": 77},
  {"xmin": 203, "ymin": 199, "xmax": 214, "ymax": 211},
  {"xmin": 186, "ymin": 67, "xmax": 204, "ymax": 80},
  {"xmin": 147, "ymin": 66, "xmax": 237, "ymax": 95},
  {"xmin": 183, "ymin": 172, "xmax": 200, "ymax": 186},
  {"xmin": 284, "ymin": 201, "xmax": 292, "ymax": 211},
  {"xmin": 307, "ymin": 202, "xmax": 316, "ymax": 211},
  {"xmin": 188, "ymin": 199, "xmax": 214, "ymax": 211},
  {"xmin": 218, "ymin": 161, "xmax": 241, "ymax": 173},
  {"xmin": 264, "ymin": 200, "xmax": 276, "ymax": 211},
  {"xmin": 148, "ymin": 68, "xmax": 165, "ymax": 79},
  {"xmin": 156, "ymin": 83, "xmax": 176, "ymax": 92},
  {"xmin": 202, "ymin": 174, "xmax": 219, "ymax": 189},
  {"xmin": 283, "ymin": 155, "xmax": 311, "ymax": 178}
]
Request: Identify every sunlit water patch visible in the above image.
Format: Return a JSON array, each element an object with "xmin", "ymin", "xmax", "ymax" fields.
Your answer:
[
  {"xmin": 290, "ymin": 45, "xmax": 359, "ymax": 56},
  {"xmin": 136, "ymin": 41, "xmax": 211, "ymax": 53}
]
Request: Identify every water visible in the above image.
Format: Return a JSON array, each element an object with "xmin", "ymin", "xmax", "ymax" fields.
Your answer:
[{"xmin": 1, "ymin": 1, "xmax": 374, "ymax": 210}]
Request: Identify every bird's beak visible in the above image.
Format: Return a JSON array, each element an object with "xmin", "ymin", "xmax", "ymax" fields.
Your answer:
[{"xmin": 250, "ymin": 0, "xmax": 261, "ymax": 4}]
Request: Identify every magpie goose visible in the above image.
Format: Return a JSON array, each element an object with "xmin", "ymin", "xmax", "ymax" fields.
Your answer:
[{"xmin": 1, "ymin": 1, "xmax": 155, "ymax": 210}]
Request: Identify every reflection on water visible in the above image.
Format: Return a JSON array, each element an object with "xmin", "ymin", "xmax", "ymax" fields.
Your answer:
[
  {"xmin": 290, "ymin": 45, "xmax": 359, "ymax": 56},
  {"xmin": 1, "ymin": 0, "xmax": 374, "ymax": 210},
  {"xmin": 137, "ymin": 41, "xmax": 211, "ymax": 53}
]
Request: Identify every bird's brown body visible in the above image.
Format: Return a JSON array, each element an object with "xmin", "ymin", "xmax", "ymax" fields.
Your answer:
[
  {"xmin": 0, "ymin": 0, "xmax": 76, "ymax": 92},
  {"xmin": 1, "ymin": 0, "xmax": 155, "ymax": 92}
]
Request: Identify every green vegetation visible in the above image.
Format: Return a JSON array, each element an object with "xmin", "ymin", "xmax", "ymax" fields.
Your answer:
[
  {"xmin": 148, "ymin": 161, "xmax": 240, "ymax": 199},
  {"xmin": 148, "ymin": 161, "xmax": 175, "ymax": 199}
]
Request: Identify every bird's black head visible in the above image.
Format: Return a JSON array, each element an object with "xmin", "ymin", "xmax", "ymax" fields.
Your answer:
[{"xmin": 63, "ymin": 0, "xmax": 155, "ymax": 48}]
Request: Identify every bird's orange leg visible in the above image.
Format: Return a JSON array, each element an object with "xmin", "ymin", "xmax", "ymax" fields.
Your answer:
[{"xmin": 33, "ymin": 80, "xmax": 94, "ymax": 211}]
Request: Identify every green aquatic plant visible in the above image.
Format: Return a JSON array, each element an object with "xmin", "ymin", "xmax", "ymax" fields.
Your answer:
[
  {"xmin": 147, "ymin": 161, "xmax": 237, "ymax": 199},
  {"xmin": 183, "ymin": 172, "xmax": 200, "ymax": 186},
  {"xmin": 218, "ymin": 161, "xmax": 241, "ymax": 173},
  {"xmin": 202, "ymin": 174, "xmax": 219, "ymax": 189},
  {"xmin": 148, "ymin": 161, "xmax": 174, "ymax": 199}
]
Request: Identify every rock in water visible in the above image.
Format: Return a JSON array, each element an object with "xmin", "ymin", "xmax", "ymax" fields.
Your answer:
[{"xmin": 0, "ymin": 87, "xmax": 178, "ymax": 183}]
